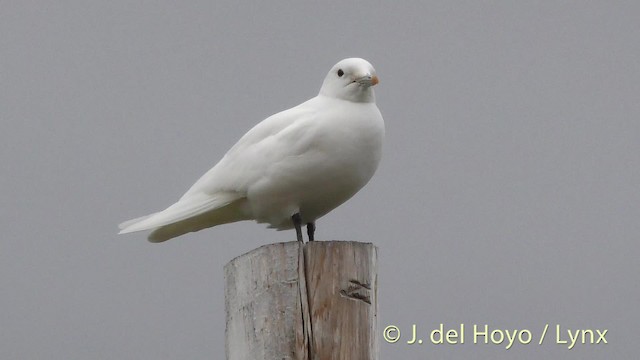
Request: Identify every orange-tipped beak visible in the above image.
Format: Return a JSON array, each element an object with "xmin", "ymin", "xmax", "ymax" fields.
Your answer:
[{"xmin": 371, "ymin": 75, "xmax": 379, "ymax": 86}]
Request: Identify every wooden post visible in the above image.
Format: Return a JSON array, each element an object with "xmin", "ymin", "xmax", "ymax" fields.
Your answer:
[{"xmin": 224, "ymin": 241, "xmax": 378, "ymax": 360}]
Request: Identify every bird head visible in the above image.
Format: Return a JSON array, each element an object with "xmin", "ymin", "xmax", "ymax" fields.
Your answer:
[{"xmin": 319, "ymin": 58, "xmax": 379, "ymax": 103}]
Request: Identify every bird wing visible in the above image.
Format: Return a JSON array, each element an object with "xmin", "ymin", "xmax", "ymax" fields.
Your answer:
[
  {"xmin": 180, "ymin": 97, "xmax": 321, "ymax": 198},
  {"xmin": 118, "ymin": 97, "xmax": 322, "ymax": 240}
]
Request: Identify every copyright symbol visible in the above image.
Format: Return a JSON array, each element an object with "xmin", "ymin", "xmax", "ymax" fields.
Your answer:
[{"xmin": 383, "ymin": 325, "xmax": 400, "ymax": 343}]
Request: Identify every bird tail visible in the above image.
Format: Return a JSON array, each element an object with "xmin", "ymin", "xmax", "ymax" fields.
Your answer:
[
  {"xmin": 118, "ymin": 214, "xmax": 156, "ymax": 231},
  {"xmin": 118, "ymin": 192, "xmax": 249, "ymax": 243}
]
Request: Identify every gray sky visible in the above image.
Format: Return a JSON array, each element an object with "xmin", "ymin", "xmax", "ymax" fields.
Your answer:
[{"xmin": 2, "ymin": 1, "xmax": 638, "ymax": 359}]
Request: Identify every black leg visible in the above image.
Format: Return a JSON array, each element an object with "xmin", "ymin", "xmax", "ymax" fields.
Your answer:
[
  {"xmin": 292, "ymin": 213, "xmax": 303, "ymax": 242},
  {"xmin": 307, "ymin": 222, "xmax": 315, "ymax": 241}
]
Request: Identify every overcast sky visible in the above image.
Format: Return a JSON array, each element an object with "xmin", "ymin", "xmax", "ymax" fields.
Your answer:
[{"xmin": 2, "ymin": 1, "xmax": 638, "ymax": 359}]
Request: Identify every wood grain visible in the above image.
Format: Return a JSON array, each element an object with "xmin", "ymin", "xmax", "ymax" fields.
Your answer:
[{"xmin": 225, "ymin": 241, "xmax": 378, "ymax": 360}]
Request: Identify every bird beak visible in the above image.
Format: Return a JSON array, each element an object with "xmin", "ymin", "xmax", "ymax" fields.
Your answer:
[{"xmin": 355, "ymin": 74, "xmax": 379, "ymax": 87}]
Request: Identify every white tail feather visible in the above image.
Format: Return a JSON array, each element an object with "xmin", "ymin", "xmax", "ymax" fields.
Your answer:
[{"xmin": 118, "ymin": 192, "xmax": 245, "ymax": 237}]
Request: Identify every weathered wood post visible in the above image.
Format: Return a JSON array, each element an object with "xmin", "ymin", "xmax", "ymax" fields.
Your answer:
[{"xmin": 225, "ymin": 241, "xmax": 378, "ymax": 360}]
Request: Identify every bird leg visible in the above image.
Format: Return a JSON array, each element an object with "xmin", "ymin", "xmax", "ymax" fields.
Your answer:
[
  {"xmin": 292, "ymin": 213, "xmax": 303, "ymax": 242},
  {"xmin": 307, "ymin": 222, "xmax": 315, "ymax": 241}
]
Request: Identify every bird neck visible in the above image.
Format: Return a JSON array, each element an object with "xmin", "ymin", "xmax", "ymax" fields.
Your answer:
[{"xmin": 319, "ymin": 88, "xmax": 376, "ymax": 104}]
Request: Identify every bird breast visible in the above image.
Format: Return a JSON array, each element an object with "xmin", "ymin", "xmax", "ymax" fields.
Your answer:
[{"xmin": 247, "ymin": 99, "xmax": 384, "ymax": 229}]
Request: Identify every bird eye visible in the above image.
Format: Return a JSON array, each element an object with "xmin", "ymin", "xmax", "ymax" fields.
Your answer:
[{"xmin": 337, "ymin": 69, "xmax": 344, "ymax": 77}]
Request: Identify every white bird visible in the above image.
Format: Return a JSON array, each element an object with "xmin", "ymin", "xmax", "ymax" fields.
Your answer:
[{"xmin": 118, "ymin": 58, "xmax": 384, "ymax": 243}]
